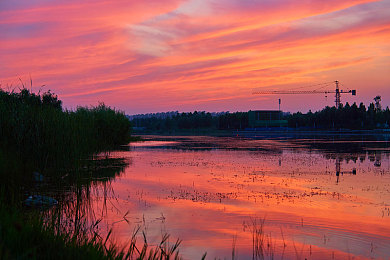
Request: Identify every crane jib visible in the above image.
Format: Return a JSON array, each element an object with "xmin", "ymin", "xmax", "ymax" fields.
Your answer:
[{"xmin": 252, "ymin": 81, "xmax": 356, "ymax": 107}]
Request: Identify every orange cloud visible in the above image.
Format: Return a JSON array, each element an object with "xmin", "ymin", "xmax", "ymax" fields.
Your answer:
[{"xmin": 0, "ymin": 0, "xmax": 389, "ymax": 113}]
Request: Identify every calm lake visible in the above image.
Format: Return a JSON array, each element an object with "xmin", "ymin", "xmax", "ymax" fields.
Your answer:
[{"xmin": 82, "ymin": 135, "xmax": 390, "ymax": 259}]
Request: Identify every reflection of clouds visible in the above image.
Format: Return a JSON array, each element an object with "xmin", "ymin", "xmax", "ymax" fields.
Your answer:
[{"xmin": 92, "ymin": 137, "xmax": 390, "ymax": 258}]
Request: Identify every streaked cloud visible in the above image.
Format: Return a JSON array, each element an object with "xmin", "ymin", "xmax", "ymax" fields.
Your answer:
[{"xmin": 0, "ymin": 0, "xmax": 389, "ymax": 113}]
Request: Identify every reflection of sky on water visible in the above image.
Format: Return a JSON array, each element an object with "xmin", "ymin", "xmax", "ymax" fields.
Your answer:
[{"xmin": 90, "ymin": 136, "xmax": 390, "ymax": 259}]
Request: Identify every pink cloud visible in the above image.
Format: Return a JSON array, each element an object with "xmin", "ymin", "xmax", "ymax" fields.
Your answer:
[{"xmin": 0, "ymin": 0, "xmax": 389, "ymax": 114}]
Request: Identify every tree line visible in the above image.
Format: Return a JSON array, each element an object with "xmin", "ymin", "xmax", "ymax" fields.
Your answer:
[
  {"xmin": 131, "ymin": 111, "xmax": 249, "ymax": 132},
  {"xmin": 131, "ymin": 102, "xmax": 390, "ymax": 132},
  {"xmin": 287, "ymin": 102, "xmax": 390, "ymax": 129}
]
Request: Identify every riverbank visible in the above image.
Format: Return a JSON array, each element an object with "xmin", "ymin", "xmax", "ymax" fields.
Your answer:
[
  {"xmin": 0, "ymin": 89, "xmax": 136, "ymax": 259},
  {"xmin": 134, "ymin": 128, "xmax": 390, "ymax": 139}
]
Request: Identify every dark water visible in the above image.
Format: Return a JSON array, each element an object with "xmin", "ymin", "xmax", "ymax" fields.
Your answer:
[{"xmin": 62, "ymin": 135, "xmax": 390, "ymax": 259}]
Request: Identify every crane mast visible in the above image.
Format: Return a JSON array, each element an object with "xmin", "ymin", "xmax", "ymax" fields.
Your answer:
[
  {"xmin": 335, "ymin": 80, "xmax": 340, "ymax": 108},
  {"xmin": 252, "ymin": 81, "xmax": 356, "ymax": 108}
]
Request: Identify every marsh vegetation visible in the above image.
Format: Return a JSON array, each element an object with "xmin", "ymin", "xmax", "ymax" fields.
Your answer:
[{"xmin": 0, "ymin": 89, "xmax": 141, "ymax": 259}]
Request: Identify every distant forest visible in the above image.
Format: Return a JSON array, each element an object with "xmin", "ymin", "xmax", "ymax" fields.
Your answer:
[
  {"xmin": 130, "ymin": 111, "xmax": 248, "ymax": 132},
  {"xmin": 130, "ymin": 102, "xmax": 390, "ymax": 132},
  {"xmin": 288, "ymin": 102, "xmax": 389, "ymax": 129}
]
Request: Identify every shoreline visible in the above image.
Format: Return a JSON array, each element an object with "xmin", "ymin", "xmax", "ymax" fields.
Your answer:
[{"xmin": 133, "ymin": 128, "xmax": 390, "ymax": 137}]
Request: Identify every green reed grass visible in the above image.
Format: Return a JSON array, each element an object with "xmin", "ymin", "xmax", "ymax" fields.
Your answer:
[
  {"xmin": 0, "ymin": 204, "xmax": 183, "ymax": 260},
  {"xmin": 251, "ymin": 217, "xmax": 277, "ymax": 260},
  {"xmin": 0, "ymin": 88, "xmax": 139, "ymax": 259},
  {"xmin": 0, "ymin": 88, "xmax": 131, "ymax": 180},
  {"xmin": 0, "ymin": 87, "xmax": 183, "ymax": 259},
  {"xmin": 0, "ymin": 204, "xmax": 119, "ymax": 259}
]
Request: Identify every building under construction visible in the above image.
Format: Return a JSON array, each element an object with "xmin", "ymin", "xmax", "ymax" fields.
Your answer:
[{"xmin": 248, "ymin": 110, "xmax": 288, "ymax": 128}]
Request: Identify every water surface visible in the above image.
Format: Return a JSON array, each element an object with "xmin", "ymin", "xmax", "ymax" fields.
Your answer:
[{"xmin": 85, "ymin": 135, "xmax": 390, "ymax": 259}]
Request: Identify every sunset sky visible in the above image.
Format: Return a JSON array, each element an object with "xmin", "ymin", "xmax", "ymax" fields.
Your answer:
[{"xmin": 1, "ymin": 0, "xmax": 389, "ymax": 114}]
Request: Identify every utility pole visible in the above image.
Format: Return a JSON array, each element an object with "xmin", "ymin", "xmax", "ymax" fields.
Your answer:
[{"xmin": 278, "ymin": 98, "xmax": 281, "ymax": 123}]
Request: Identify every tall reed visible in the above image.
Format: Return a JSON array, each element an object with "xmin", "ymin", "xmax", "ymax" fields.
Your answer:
[{"xmin": 0, "ymin": 88, "xmax": 131, "ymax": 179}]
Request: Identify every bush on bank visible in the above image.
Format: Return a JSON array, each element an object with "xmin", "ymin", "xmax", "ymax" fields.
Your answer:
[
  {"xmin": 0, "ymin": 89, "xmax": 132, "ymax": 173},
  {"xmin": 0, "ymin": 89, "xmax": 134, "ymax": 259}
]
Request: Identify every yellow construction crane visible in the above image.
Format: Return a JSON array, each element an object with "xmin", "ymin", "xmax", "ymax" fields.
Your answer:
[{"xmin": 252, "ymin": 81, "xmax": 356, "ymax": 108}]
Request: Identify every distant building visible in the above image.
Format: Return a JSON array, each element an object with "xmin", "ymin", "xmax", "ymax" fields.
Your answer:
[{"xmin": 248, "ymin": 110, "xmax": 288, "ymax": 128}]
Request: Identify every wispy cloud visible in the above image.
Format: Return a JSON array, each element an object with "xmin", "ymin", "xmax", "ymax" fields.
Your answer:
[{"xmin": 0, "ymin": 0, "xmax": 389, "ymax": 113}]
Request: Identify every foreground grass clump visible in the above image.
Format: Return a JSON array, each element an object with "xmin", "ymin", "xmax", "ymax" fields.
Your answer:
[
  {"xmin": 0, "ymin": 204, "xmax": 182, "ymax": 260},
  {"xmin": 0, "ymin": 205, "xmax": 121, "ymax": 259},
  {"xmin": 0, "ymin": 88, "xmax": 132, "ymax": 173},
  {"xmin": 0, "ymin": 88, "xmax": 183, "ymax": 259}
]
